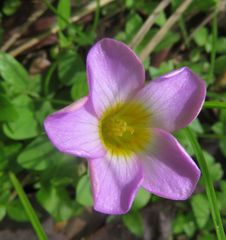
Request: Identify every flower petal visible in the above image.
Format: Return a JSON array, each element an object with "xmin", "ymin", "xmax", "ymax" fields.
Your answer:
[
  {"xmin": 44, "ymin": 97, "xmax": 106, "ymax": 159},
  {"xmin": 87, "ymin": 38, "xmax": 145, "ymax": 116},
  {"xmin": 141, "ymin": 128, "xmax": 200, "ymax": 200},
  {"xmin": 89, "ymin": 154, "xmax": 143, "ymax": 214},
  {"xmin": 136, "ymin": 67, "xmax": 206, "ymax": 132}
]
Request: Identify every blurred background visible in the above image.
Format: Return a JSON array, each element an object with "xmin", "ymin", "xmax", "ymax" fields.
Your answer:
[{"xmin": 0, "ymin": 0, "xmax": 226, "ymax": 239}]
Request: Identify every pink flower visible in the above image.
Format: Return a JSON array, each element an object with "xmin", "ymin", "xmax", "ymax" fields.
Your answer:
[{"xmin": 44, "ymin": 38, "xmax": 206, "ymax": 214}]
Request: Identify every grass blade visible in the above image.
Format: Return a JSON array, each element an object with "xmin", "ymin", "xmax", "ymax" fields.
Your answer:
[
  {"xmin": 9, "ymin": 172, "xmax": 48, "ymax": 240},
  {"xmin": 204, "ymin": 101, "xmax": 226, "ymax": 109},
  {"xmin": 185, "ymin": 128, "xmax": 225, "ymax": 240}
]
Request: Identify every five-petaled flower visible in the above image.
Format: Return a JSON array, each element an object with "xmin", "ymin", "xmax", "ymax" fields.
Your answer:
[{"xmin": 44, "ymin": 38, "xmax": 206, "ymax": 214}]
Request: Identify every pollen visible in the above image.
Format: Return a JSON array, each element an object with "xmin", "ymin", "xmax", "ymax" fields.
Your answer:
[{"xmin": 99, "ymin": 101, "xmax": 152, "ymax": 157}]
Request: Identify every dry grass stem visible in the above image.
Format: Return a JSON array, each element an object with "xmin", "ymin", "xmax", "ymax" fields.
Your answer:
[
  {"xmin": 139, "ymin": 0, "xmax": 193, "ymax": 61},
  {"xmin": 129, "ymin": 0, "xmax": 171, "ymax": 49},
  {"xmin": 1, "ymin": 2, "xmax": 49, "ymax": 51},
  {"xmin": 9, "ymin": 0, "xmax": 115, "ymax": 57}
]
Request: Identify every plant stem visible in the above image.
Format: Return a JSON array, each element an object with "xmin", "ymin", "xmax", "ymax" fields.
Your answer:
[
  {"xmin": 204, "ymin": 101, "xmax": 226, "ymax": 109},
  {"xmin": 179, "ymin": 17, "xmax": 189, "ymax": 48},
  {"xmin": 9, "ymin": 172, "xmax": 48, "ymax": 240},
  {"xmin": 92, "ymin": 0, "xmax": 100, "ymax": 32},
  {"xmin": 209, "ymin": 5, "xmax": 218, "ymax": 82},
  {"xmin": 185, "ymin": 128, "xmax": 225, "ymax": 240}
]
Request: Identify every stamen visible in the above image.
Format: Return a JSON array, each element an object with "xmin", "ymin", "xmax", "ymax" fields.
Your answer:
[{"xmin": 99, "ymin": 101, "xmax": 152, "ymax": 157}]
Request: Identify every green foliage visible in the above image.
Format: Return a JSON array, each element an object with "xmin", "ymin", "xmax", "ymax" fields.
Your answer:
[
  {"xmin": 17, "ymin": 136, "xmax": 68, "ymax": 171},
  {"xmin": 3, "ymin": 95, "xmax": 39, "ymax": 140},
  {"xmin": 70, "ymin": 72, "xmax": 88, "ymax": 100},
  {"xmin": 76, "ymin": 174, "xmax": 93, "ymax": 207},
  {"xmin": 2, "ymin": 0, "xmax": 21, "ymax": 16},
  {"xmin": 57, "ymin": 0, "xmax": 71, "ymax": 30},
  {"xmin": 191, "ymin": 194, "xmax": 210, "ymax": 229},
  {"xmin": 115, "ymin": 13, "xmax": 143, "ymax": 43},
  {"xmin": 123, "ymin": 211, "xmax": 144, "ymax": 237},
  {"xmin": 0, "ymin": 1, "xmax": 226, "ymax": 240},
  {"xmin": 7, "ymin": 199, "xmax": 29, "ymax": 222},
  {"xmin": 149, "ymin": 61, "xmax": 174, "ymax": 78},
  {"xmin": 132, "ymin": 188, "xmax": 151, "ymax": 210},
  {"xmin": 201, "ymin": 151, "xmax": 223, "ymax": 183},
  {"xmin": 173, "ymin": 214, "xmax": 196, "ymax": 237},
  {"xmin": 58, "ymin": 50, "xmax": 85, "ymax": 86},
  {"xmin": 0, "ymin": 52, "xmax": 30, "ymax": 94},
  {"xmin": 0, "ymin": 94, "xmax": 18, "ymax": 121},
  {"xmin": 36, "ymin": 186, "xmax": 77, "ymax": 221},
  {"xmin": 0, "ymin": 206, "xmax": 6, "ymax": 221},
  {"xmin": 215, "ymin": 38, "xmax": 226, "ymax": 53},
  {"xmin": 215, "ymin": 56, "xmax": 226, "ymax": 75}
]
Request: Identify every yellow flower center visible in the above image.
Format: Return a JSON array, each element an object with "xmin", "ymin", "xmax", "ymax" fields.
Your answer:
[{"xmin": 99, "ymin": 101, "xmax": 152, "ymax": 157}]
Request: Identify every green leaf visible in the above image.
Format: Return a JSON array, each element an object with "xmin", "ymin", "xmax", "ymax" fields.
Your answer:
[
  {"xmin": 58, "ymin": 31, "xmax": 72, "ymax": 48},
  {"xmin": 36, "ymin": 186, "xmax": 75, "ymax": 221},
  {"xmin": 154, "ymin": 31, "xmax": 180, "ymax": 52},
  {"xmin": 0, "ymin": 143, "xmax": 22, "ymax": 171},
  {"xmin": 189, "ymin": 119, "xmax": 204, "ymax": 134},
  {"xmin": 190, "ymin": 0, "xmax": 216, "ymax": 11},
  {"xmin": 216, "ymin": 38, "xmax": 226, "ymax": 53},
  {"xmin": 40, "ymin": 156, "xmax": 78, "ymax": 187},
  {"xmin": 2, "ymin": 0, "xmax": 21, "ymax": 16},
  {"xmin": 198, "ymin": 231, "xmax": 217, "ymax": 240},
  {"xmin": 36, "ymin": 100, "xmax": 53, "ymax": 124},
  {"xmin": 173, "ymin": 215, "xmax": 186, "ymax": 234},
  {"xmin": 123, "ymin": 211, "xmax": 144, "ymax": 237},
  {"xmin": 0, "ymin": 52, "xmax": 29, "ymax": 94},
  {"xmin": 3, "ymin": 95, "xmax": 39, "ymax": 140},
  {"xmin": 70, "ymin": 72, "xmax": 88, "ymax": 100},
  {"xmin": 183, "ymin": 221, "xmax": 196, "ymax": 238},
  {"xmin": 0, "ymin": 151, "xmax": 7, "ymax": 171},
  {"xmin": 193, "ymin": 27, "xmax": 208, "ymax": 47},
  {"xmin": 201, "ymin": 151, "xmax": 223, "ymax": 182},
  {"xmin": 132, "ymin": 188, "xmax": 151, "ymax": 210},
  {"xmin": 174, "ymin": 129, "xmax": 194, "ymax": 155},
  {"xmin": 58, "ymin": 51, "xmax": 85, "ymax": 86},
  {"xmin": 57, "ymin": 0, "xmax": 71, "ymax": 30},
  {"xmin": 220, "ymin": 181, "xmax": 226, "ymax": 193},
  {"xmin": 76, "ymin": 174, "xmax": 93, "ymax": 207},
  {"xmin": 0, "ymin": 187, "xmax": 10, "ymax": 204},
  {"xmin": 173, "ymin": 212, "xmax": 197, "ymax": 236},
  {"xmin": 190, "ymin": 48, "xmax": 201, "ymax": 62},
  {"xmin": 5, "ymin": 143, "xmax": 22, "ymax": 161},
  {"xmin": 149, "ymin": 61, "xmax": 174, "ymax": 78},
  {"xmin": 17, "ymin": 135, "xmax": 72, "ymax": 171},
  {"xmin": 126, "ymin": 0, "xmax": 134, "ymax": 8},
  {"xmin": 68, "ymin": 26, "xmax": 95, "ymax": 46},
  {"xmin": 219, "ymin": 137, "xmax": 226, "ymax": 157},
  {"xmin": 0, "ymin": 205, "xmax": 6, "ymax": 221},
  {"xmin": 218, "ymin": 181, "xmax": 226, "ymax": 212},
  {"xmin": 7, "ymin": 199, "xmax": 29, "ymax": 222},
  {"xmin": 215, "ymin": 56, "xmax": 226, "ymax": 75},
  {"xmin": 0, "ymin": 94, "xmax": 18, "ymax": 121},
  {"xmin": 124, "ymin": 14, "xmax": 143, "ymax": 42},
  {"xmin": 155, "ymin": 11, "xmax": 166, "ymax": 27},
  {"xmin": 174, "ymin": 120, "xmax": 203, "ymax": 156},
  {"xmin": 9, "ymin": 172, "xmax": 48, "ymax": 239},
  {"xmin": 191, "ymin": 194, "xmax": 210, "ymax": 229}
]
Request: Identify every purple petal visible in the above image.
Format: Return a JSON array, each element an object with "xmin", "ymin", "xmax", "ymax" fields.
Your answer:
[
  {"xmin": 87, "ymin": 38, "xmax": 145, "ymax": 116},
  {"xmin": 89, "ymin": 155, "xmax": 143, "ymax": 214},
  {"xmin": 135, "ymin": 67, "xmax": 206, "ymax": 132},
  {"xmin": 141, "ymin": 128, "xmax": 200, "ymax": 200},
  {"xmin": 44, "ymin": 97, "xmax": 106, "ymax": 159}
]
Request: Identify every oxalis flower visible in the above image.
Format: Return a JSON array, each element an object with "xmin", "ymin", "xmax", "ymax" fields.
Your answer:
[{"xmin": 44, "ymin": 38, "xmax": 206, "ymax": 214}]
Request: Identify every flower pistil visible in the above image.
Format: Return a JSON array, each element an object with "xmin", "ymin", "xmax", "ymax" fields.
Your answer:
[{"xmin": 99, "ymin": 101, "xmax": 152, "ymax": 157}]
